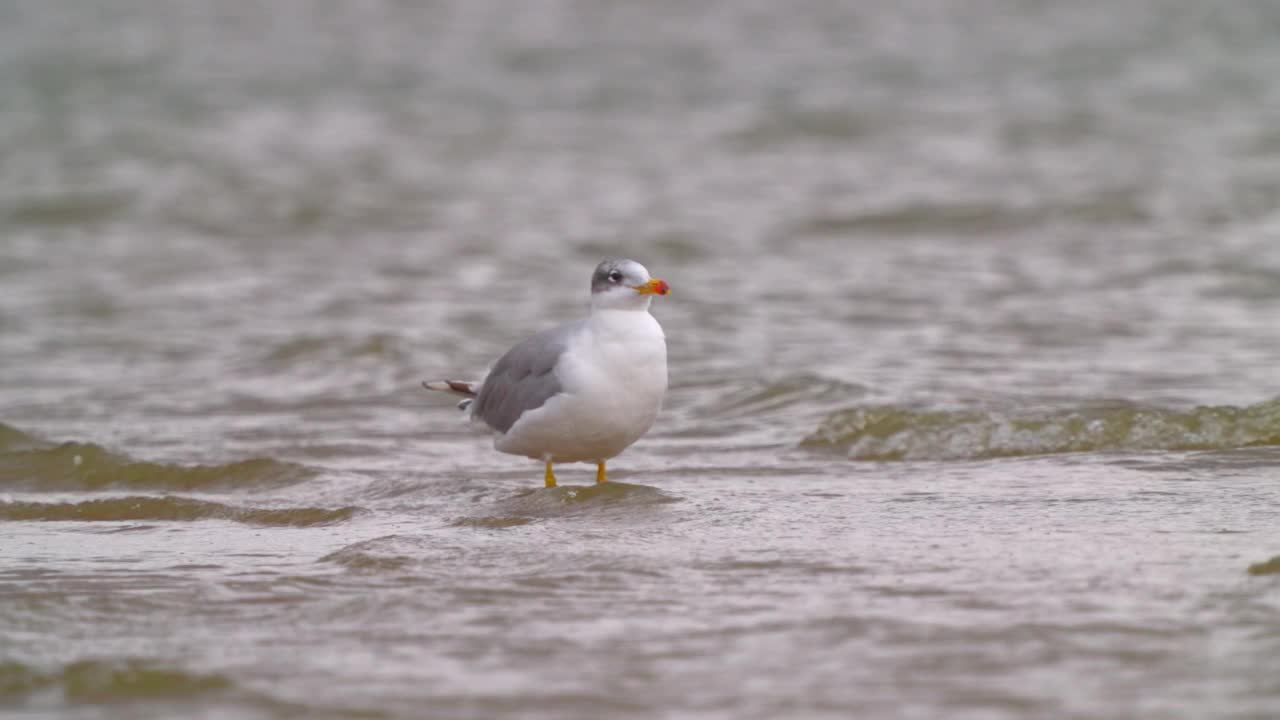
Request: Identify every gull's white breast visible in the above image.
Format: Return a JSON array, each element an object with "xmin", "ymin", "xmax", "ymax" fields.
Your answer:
[{"xmin": 496, "ymin": 310, "xmax": 667, "ymax": 463}]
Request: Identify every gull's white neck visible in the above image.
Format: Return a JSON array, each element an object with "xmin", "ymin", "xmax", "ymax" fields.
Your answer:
[
  {"xmin": 586, "ymin": 289, "xmax": 664, "ymax": 349},
  {"xmin": 589, "ymin": 294, "xmax": 653, "ymax": 314},
  {"xmin": 588, "ymin": 306, "xmax": 662, "ymax": 337}
]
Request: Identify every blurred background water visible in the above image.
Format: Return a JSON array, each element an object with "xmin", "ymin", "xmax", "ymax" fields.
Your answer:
[{"xmin": 2, "ymin": 2, "xmax": 1280, "ymax": 718}]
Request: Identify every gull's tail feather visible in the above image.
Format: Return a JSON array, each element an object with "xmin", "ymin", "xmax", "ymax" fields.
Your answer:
[
  {"xmin": 422, "ymin": 380, "xmax": 479, "ymax": 412},
  {"xmin": 422, "ymin": 380, "xmax": 478, "ymax": 396}
]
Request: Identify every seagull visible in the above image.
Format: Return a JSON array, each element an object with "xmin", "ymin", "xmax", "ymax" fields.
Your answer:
[{"xmin": 423, "ymin": 258, "xmax": 670, "ymax": 488}]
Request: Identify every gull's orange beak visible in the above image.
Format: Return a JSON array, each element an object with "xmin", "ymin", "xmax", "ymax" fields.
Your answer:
[{"xmin": 634, "ymin": 278, "xmax": 670, "ymax": 296}]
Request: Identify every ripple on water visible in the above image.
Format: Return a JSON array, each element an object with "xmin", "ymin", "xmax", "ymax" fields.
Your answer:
[
  {"xmin": 0, "ymin": 423, "xmax": 315, "ymax": 492},
  {"xmin": 0, "ymin": 658, "xmax": 380, "ymax": 718},
  {"xmin": 696, "ymin": 373, "xmax": 868, "ymax": 420},
  {"xmin": 480, "ymin": 482, "xmax": 682, "ymax": 521},
  {"xmin": 450, "ymin": 516, "xmax": 536, "ymax": 529},
  {"xmin": 439, "ymin": 483, "xmax": 682, "ymax": 531},
  {"xmin": 803, "ymin": 399, "xmax": 1280, "ymax": 461},
  {"xmin": 698, "ymin": 557, "xmax": 869, "ymax": 581},
  {"xmin": 0, "ymin": 658, "xmax": 230, "ymax": 703},
  {"xmin": 320, "ymin": 534, "xmax": 466, "ymax": 574},
  {"xmin": 1247, "ymin": 556, "xmax": 1280, "ymax": 576},
  {"xmin": 0, "ymin": 497, "xmax": 359, "ymax": 527}
]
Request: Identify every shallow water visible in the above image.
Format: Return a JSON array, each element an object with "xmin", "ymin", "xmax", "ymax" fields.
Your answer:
[{"xmin": 3, "ymin": 2, "xmax": 1280, "ymax": 718}]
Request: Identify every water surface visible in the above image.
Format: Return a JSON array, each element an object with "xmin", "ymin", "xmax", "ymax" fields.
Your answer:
[{"xmin": 3, "ymin": 2, "xmax": 1280, "ymax": 718}]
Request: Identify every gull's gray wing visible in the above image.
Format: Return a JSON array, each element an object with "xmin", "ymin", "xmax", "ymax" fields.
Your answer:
[{"xmin": 471, "ymin": 320, "xmax": 583, "ymax": 433}]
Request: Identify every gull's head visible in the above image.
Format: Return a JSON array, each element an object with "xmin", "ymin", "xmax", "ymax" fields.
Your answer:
[{"xmin": 590, "ymin": 258, "xmax": 669, "ymax": 311}]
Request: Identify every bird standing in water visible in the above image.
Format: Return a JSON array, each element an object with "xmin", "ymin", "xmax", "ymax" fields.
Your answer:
[{"xmin": 423, "ymin": 258, "xmax": 670, "ymax": 488}]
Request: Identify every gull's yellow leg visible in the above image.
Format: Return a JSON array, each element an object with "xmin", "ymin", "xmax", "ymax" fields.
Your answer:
[
  {"xmin": 596, "ymin": 461, "xmax": 607, "ymax": 484},
  {"xmin": 544, "ymin": 461, "xmax": 557, "ymax": 489}
]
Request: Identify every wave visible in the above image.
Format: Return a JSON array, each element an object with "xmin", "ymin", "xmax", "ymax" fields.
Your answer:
[
  {"xmin": 260, "ymin": 332, "xmax": 409, "ymax": 366},
  {"xmin": 0, "ymin": 497, "xmax": 358, "ymax": 526},
  {"xmin": 320, "ymin": 534, "xmax": 463, "ymax": 573},
  {"xmin": 699, "ymin": 373, "xmax": 867, "ymax": 419},
  {"xmin": 791, "ymin": 190, "xmax": 1147, "ymax": 240},
  {"xmin": 0, "ymin": 423, "xmax": 44, "ymax": 452},
  {"xmin": 4, "ymin": 187, "xmax": 134, "ymax": 228},
  {"xmin": 802, "ymin": 399, "xmax": 1280, "ymax": 461},
  {"xmin": 0, "ymin": 658, "xmax": 230, "ymax": 702},
  {"xmin": 0, "ymin": 422, "xmax": 314, "ymax": 491},
  {"xmin": 1247, "ymin": 556, "xmax": 1280, "ymax": 576},
  {"xmin": 488, "ymin": 481, "xmax": 681, "ymax": 519}
]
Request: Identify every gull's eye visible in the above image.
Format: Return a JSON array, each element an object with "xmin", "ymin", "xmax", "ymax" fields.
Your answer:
[{"xmin": 608, "ymin": 270, "xmax": 623, "ymax": 283}]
